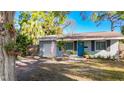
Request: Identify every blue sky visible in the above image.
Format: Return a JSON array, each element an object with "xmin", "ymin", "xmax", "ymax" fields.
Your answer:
[
  {"xmin": 15, "ymin": 11, "xmax": 121, "ymax": 33},
  {"xmin": 64, "ymin": 11, "xmax": 120, "ymax": 33}
]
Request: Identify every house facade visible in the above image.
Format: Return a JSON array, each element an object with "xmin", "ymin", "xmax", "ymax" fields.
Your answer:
[{"xmin": 39, "ymin": 32, "xmax": 124, "ymax": 59}]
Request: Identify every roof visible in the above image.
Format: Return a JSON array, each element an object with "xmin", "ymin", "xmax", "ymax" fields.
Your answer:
[
  {"xmin": 66, "ymin": 31, "xmax": 123, "ymax": 37},
  {"xmin": 39, "ymin": 32, "xmax": 124, "ymax": 41},
  {"xmin": 61, "ymin": 32, "xmax": 124, "ymax": 41},
  {"xmin": 39, "ymin": 35, "xmax": 57, "ymax": 41}
]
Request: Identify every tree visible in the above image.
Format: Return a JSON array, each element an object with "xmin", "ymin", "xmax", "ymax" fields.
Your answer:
[
  {"xmin": 0, "ymin": 11, "xmax": 16, "ymax": 80},
  {"xmin": 116, "ymin": 11, "xmax": 124, "ymax": 20},
  {"xmin": 81, "ymin": 11, "xmax": 124, "ymax": 31},
  {"xmin": 63, "ymin": 19, "xmax": 76, "ymax": 34},
  {"xmin": 18, "ymin": 11, "xmax": 69, "ymax": 44},
  {"xmin": 18, "ymin": 12, "xmax": 43, "ymax": 44},
  {"xmin": 16, "ymin": 33, "xmax": 33, "ymax": 56},
  {"xmin": 121, "ymin": 26, "xmax": 124, "ymax": 35},
  {"xmin": 92, "ymin": 11, "xmax": 124, "ymax": 31}
]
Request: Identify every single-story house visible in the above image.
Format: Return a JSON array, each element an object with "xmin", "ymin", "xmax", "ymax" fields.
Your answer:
[{"xmin": 39, "ymin": 32, "xmax": 124, "ymax": 59}]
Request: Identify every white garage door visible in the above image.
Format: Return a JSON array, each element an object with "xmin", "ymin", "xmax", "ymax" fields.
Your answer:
[{"xmin": 43, "ymin": 41, "xmax": 52, "ymax": 57}]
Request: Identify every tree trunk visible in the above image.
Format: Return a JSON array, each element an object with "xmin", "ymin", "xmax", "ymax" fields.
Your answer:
[
  {"xmin": 110, "ymin": 20, "xmax": 114, "ymax": 31},
  {"xmin": 0, "ymin": 11, "xmax": 15, "ymax": 81}
]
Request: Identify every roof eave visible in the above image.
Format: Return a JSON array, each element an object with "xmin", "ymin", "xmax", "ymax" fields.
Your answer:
[{"xmin": 57, "ymin": 37, "xmax": 124, "ymax": 41}]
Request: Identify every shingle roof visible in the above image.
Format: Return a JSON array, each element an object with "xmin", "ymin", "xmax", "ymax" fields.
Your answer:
[
  {"xmin": 60, "ymin": 31, "xmax": 124, "ymax": 40},
  {"xmin": 39, "ymin": 32, "xmax": 124, "ymax": 41},
  {"xmin": 64, "ymin": 31, "xmax": 123, "ymax": 38}
]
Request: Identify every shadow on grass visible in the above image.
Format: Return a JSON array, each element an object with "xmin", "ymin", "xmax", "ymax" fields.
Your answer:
[
  {"xmin": 76, "ymin": 66, "xmax": 124, "ymax": 81},
  {"xmin": 16, "ymin": 59, "xmax": 124, "ymax": 81},
  {"xmin": 88, "ymin": 59, "xmax": 124, "ymax": 68},
  {"xmin": 16, "ymin": 61, "xmax": 77, "ymax": 81}
]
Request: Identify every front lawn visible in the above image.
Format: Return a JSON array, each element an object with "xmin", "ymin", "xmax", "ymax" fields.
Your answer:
[{"xmin": 16, "ymin": 58, "xmax": 124, "ymax": 81}]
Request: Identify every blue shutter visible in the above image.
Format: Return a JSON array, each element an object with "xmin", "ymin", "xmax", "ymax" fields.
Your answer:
[
  {"xmin": 74, "ymin": 41, "xmax": 77, "ymax": 51},
  {"xmin": 106, "ymin": 40, "xmax": 111, "ymax": 51},
  {"xmin": 91, "ymin": 40, "xmax": 95, "ymax": 51}
]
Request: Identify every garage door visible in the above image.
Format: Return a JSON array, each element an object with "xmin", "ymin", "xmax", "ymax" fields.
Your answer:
[{"xmin": 43, "ymin": 41, "xmax": 52, "ymax": 57}]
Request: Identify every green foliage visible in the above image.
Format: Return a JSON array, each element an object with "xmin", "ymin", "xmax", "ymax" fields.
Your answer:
[
  {"xmin": 116, "ymin": 11, "xmax": 124, "ymax": 20},
  {"xmin": 16, "ymin": 33, "xmax": 33, "ymax": 56},
  {"xmin": 70, "ymin": 50, "xmax": 76, "ymax": 55},
  {"xmin": 57, "ymin": 40, "xmax": 68, "ymax": 53},
  {"xmin": 39, "ymin": 11, "xmax": 69, "ymax": 35},
  {"xmin": 90, "ymin": 11, "xmax": 124, "ymax": 31},
  {"xmin": 83, "ymin": 51, "xmax": 90, "ymax": 55},
  {"xmin": 121, "ymin": 26, "xmax": 124, "ymax": 35},
  {"xmin": 4, "ymin": 33, "xmax": 32, "ymax": 56},
  {"xmin": 19, "ymin": 12, "xmax": 44, "ymax": 44},
  {"xmin": 67, "ymin": 50, "xmax": 76, "ymax": 55},
  {"xmin": 4, "ymin": 41, "xmax": 16, "ymax": 52},
  {"xmin": 57, "ymin": 41, "xmax": 65, "ymax": 48},
  {"xmin": 3, "ymin": 23, "xmax": 13, "ymax": 30},
  {"xmin": 18, "ymin": 11, "xmax": 31, "ymax": 26},
  {"xmin": 18, "ymin": 11, "xmax": 69, "ymax": 44}
]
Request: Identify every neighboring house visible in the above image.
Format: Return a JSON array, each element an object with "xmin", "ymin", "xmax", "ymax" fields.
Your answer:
[{"xmin": 39, "ymin": 32, "xmax": 124, "ymax": 59}]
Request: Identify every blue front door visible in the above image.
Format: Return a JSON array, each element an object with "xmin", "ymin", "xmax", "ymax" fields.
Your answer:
[{"xmin": 77, "ymin": 41, "xmax": 84, "ymax": 56}]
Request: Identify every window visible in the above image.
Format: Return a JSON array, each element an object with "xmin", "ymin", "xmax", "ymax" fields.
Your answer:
[
  {"xmin": 96, "ymin": 41, "xmax": 106, "ymax": 50},
  {"xmin": 65, "ymin": 42, "xmax": 73, "ymax": 50}
]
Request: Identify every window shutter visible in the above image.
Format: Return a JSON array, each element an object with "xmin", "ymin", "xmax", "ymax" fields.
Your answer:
[
  {"xmin": 106, "ymin": 40, "xmax": 111, "ymax": 51},
  {"xmin": 74, "ymin": 41, "xmax": 77, "ymax": 51},
  {"xmin": 91, "ymin": 40, "xmax": 95, "ymax": 51}
]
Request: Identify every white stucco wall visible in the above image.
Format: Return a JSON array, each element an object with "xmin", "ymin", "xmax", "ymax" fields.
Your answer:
[
  {"xmin": 84, "ymin": 40, "xmax": 119, "ymax": 58},
  {"xmin": 40, "ymin": 40, "xmax": 119, "ymax": 58}
]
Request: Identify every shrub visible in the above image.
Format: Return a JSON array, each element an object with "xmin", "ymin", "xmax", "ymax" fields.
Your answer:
[
  {"xmin": 70, "ymin": 50, "xmax": 76, "ymax": 55},
  {"xmin": 106, "ymin": 55, "xmax": 111, "ymax": 59},
  {"xmin": 84, "ymin": 51, "xmax": 90, "ymax": 55},
  {"xmin": 4, "ymin": 41, "xmax": 21, "ymax": 56},
  {"xmin": 16, "ymin": 33, "xmax": 33, "ymax": 56},
  {"xmin": 83, "ymin": 51, "xmax": 90, "ymax": 58},
  {"xmin": 111, "ymin": 55, "xmax": 116, "ymax": 60},
  {"xmin": 57, "ymin": 41, "xmax": 66, "ymax": 50},
  {"xmin": 66, "ymin": 50, "xmax": 76, "ymax": 55},
  {"xmin": 4, "ymin": 33, "xmax": 33, "ymax": 56},
  {"xmin": 96, "ymin": 55, "xmax": 104, "ymax": 59}
]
